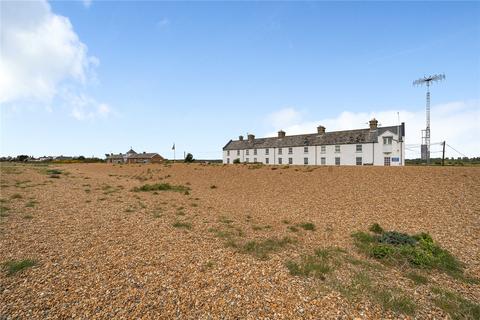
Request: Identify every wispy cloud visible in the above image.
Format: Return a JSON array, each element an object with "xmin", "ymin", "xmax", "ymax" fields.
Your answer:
[
  {"xmin": 156, "ymin": 18, "xmax": 170, "ymax": 29},
  {"xmin": 82, "ymin": 0, "xmax": 92, "ymax": 9},
  {"xmin": 265, "ymin": 100, "xmax": 480, "ymax": 158}
]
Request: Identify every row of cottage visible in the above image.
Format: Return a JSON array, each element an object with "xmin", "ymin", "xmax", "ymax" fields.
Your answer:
[{"xmin": 222, "ymin": 119, "xmax": 405, "ymax": 166}]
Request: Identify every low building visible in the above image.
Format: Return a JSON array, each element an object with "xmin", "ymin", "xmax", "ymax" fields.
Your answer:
[
  {"xmin": 222, "ymin": 119, "xmax": 405, "ymax": 166},
  {"xmin": 106, "ymin": 148, "xmax": 164, "ymax": 164}
]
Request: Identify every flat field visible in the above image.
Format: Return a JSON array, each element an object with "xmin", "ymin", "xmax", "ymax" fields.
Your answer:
[{"xmin": 1, "ymin": 163, "xmax": 479, "ymax": 319}]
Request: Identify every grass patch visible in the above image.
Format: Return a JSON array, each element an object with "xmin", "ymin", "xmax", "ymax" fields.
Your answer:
[
  {"xmin": 286, "ymin": 247, "xmax": 343, "ymax": 280},
  {"xmin": 133, "ymin": 183, "xmax": 190, "ymax": 193},
  {"xmin": 25, "ymin": 200, "xmax": 38, "ymax": 208},
  {"xmin": 374, "ymin": 289, "xmax": 416, "ymax": 315},
  {"xmin": 3, "ymin": 259, "xmax": 36, "ymax": 275},
  {"xmin": 352, "ymin": 225, "xmax": 464, "ymax": 277},
  {"xmin": 431, "ymin": 287, "xmax": 480, "ymax": 320},
  {"xmin": 172, "ymin": 221, "xmax": 192, "ymax": 229},
  {"xmin": 23, "ymin": 214, "xmax": 33, "ymax": 219},
  {"xmin": 46, "ymin": 169, "xmax": 62, "ymax": 175},
  {"xmin": 241, "ymin": 237, "xmax": 294, "ymax": 260},
  {"xmin": 0, "ymin": 206, "xmax": 9, "ymax": 217},
  {"xmin": 298, "ymin": 222, "xmax": 316, "ymax": 231},
  {"xmin": 406, "ymin": 271, "xmax": 428, "ymax": 285}
]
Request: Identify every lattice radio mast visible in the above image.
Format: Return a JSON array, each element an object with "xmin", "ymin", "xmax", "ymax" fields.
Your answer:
[{"xmin": 413, "ymin": 74, "xmax": 445, "ymax": 164}]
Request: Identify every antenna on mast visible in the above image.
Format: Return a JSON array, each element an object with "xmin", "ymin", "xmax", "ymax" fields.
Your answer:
[{"xmin": 413, "ymin": 73, "xmax": 445, "ymax": 164}]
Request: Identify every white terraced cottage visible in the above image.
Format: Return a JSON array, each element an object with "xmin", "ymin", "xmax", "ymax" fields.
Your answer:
[{"xmin": 222, "ymin": 119, "xmax": 405, "ymax": 166}]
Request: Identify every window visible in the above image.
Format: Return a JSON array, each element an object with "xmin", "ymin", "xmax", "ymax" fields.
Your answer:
[
  {"xmin": 253, "ymin": 158, "xmax": 257, "ymax": 163},
  {"xmin": 265, "ymin": 158, "xmax": 269, "ymax": 164},
  {"xmin": 335, "ymin": 145, "xmax": 340, "ymax": 153},
  {"xmin": 335, "ymin": 157, "xmax": 340, "ymax": 165},
  {"xmin": 227, "ymin": 158, "xmax": 230, "ymax": 164},
  {"xmin": 265, "ymin": 148, "xmax": 269, "ymax": 155},
  {"xmin": 278, "ymin": 148, "xmax": 283, "ymax": 155},
  {"xmin": 304, "ymin": 146, "xmax": 308, "ymax": 153},
  {"xmin": 383, "ymin": 137, "xmax": 393, "ymax": 145},
  {"xmin": 237, "ymin": 150, "xmax": 240, "ymax": 156},
  {"xmin": 321, "ymin": 157, "xmax": 326, "ymax": 165},
  {"xmin": 254, "ymin": 149, "xmax": 257, "ymax": 155},
  {"xmin": 288, "ymin": 147, "xmax": 293, "ymax": 154},
  {"xmin": 304, "ymin": 157, "xmax": 308, "ymax": 165},
  {"xmin": 321, "ymin": 146, "xmax": 326, "ymax": 153},
  {"xmin": 278, "ymin": 158, "xmax": 283, "ymax": 164},
  {"xmin": 288, "ymin": 158, "xmax": 293, "ymax": 164},
  {"xmin": 356, "ymin": 145, "xmax": 362, "ymax": 152},
  {"xmin": 356, "ymin": 157, "xmax": 362, "ymax": 166},
  {"xmin": 246, "ymin": 149, "xmax": 249, "ymax": 155},
  {"xmin": 384, "ymin": 157, "xmax": 391, "ymax": 166},
  {"xmin": 227, "ymin": 150, "xmax": 230, "ymax": 156}
]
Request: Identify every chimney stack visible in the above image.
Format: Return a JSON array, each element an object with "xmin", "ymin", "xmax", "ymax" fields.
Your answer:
[
  {"xmin": 239, "ymin": 135, "xmax": 244, "ymax": 141},
  {"xmin": 247, "ymin": 134, "xmax": 255, "ymax": 142},
  {"xmin": 317, "ymin": 125, "xmax": 326, "ymax": 135},
  {"xmin": 278, "ymin": 130, "xmax": 286, "ymax": 138},
  {"xmin": 369, "ymin": 118, "xmax": 378, "ymax": 130}
]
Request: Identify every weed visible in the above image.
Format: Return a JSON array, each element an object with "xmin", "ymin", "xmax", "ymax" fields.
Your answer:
[
  {"xmin": 11, "ymin": 193, "xmax": 22, "ymax": 199},
  {"xmin": 286, "ymin": 248, "xmax": 338, "ymax": 280},
  {"xmin": 431, "ymin": 287, "xmax": 480, "ymax": 320},
  {"xmin": 369, "ymin": 223, "xmax": 384, "ymax": 234},
  {"xmin": 3, "ymin": 259, "xmax": 36, "ymax": 275},
  {"xmin": 0, "ymin": 206, "xmax": 9, "ymax": 217},
  {"xmin": 288, "ymin": 226, "xmax": 299, "ymax": 232},
  {"xmin": 282, "ymin": 219, "xmax": 290, "ymax": 224},
  {"xmin": 219, "ymin": 216, "xmax": 233, "ymax": 224},
  {"xmin": 23, "ymin": 214, "xmax": 33, "ymax": 219},
  {"xmin": 133, "ymin": 183, "xmax": 190, "ymax": 193},
  {"xmin": 299, "ymin": 222, "xmax": 316, "ymax": 231},
  {"xmin": 172, "ymin": 221, "xmax": 192, "ymax": 229}
]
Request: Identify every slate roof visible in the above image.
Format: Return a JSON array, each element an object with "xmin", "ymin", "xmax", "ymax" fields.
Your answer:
[
  {"xmin": 128, "ymin": 153, "xmax": 162, "ymax": 159},
  {"xmin": 223, "ymin": 125, "xmax": 404, "ymax": 151}
]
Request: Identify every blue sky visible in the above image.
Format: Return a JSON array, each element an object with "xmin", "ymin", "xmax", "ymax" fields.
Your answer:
[{"xmin": 1, "ymin": 1, "xmax": 479, "ymax": 158}]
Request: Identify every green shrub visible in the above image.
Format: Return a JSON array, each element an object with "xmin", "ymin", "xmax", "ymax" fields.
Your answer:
[
  {"xmin": 233, "ymin": 158, "xmax": 241, "ymax": 164},
  {"xmin": 133, "ymin": 183, "xmax": 190, "ymax": 193},
  {"xmin": 370, "ymin": 244, "xmax": 395, "ymax": 259},
  {"xmin": 378, "ymin": 231, "xmax": 417, "ymax": 246}
]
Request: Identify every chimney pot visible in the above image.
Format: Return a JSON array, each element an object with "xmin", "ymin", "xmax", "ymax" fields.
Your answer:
[
  {"xmin": 247, "ymin": 134, "xmax": 255, "ymax": 141},
  {"xmin": 278, "ymin": 130, "xmax": 286, "ymax": 138},
  {"xmin": 239, "ymin": 135, "xmax": 244, "ymax": 141},
  {"xmin": 317, "ymin": 125, "xmax": 326, "ymax": 135},
  {"xmin": 369, "ymin": 118, "xmax": 378, "ymax": 130}
]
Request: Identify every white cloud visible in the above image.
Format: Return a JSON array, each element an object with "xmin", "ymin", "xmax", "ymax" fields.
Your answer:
[
  {"xmin": 265, "ymin": 100, "xmax": 480, "ymax": 158},
  {"xmin": 0, "ymin": 0, "xmax": 110, "ymax": 120}
]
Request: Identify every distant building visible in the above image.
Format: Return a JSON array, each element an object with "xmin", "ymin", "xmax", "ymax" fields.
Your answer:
[
  {"xmin": 106, "ymin": 148, "xmax": 164, "ymax": 164},
  {"xmin": 222, "ymin": 119, "xmax": 405, "ymax": 166}
]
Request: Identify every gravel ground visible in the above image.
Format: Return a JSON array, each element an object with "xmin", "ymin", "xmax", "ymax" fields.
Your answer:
[{"xmin": 1, "ymin": 163, "xmax": 479, "ymax": 319}]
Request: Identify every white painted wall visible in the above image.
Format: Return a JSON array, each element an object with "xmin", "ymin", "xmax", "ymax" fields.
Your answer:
[{"xmin": 223, "ymin": 131, "xmax": 405, "ymax": 166}]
